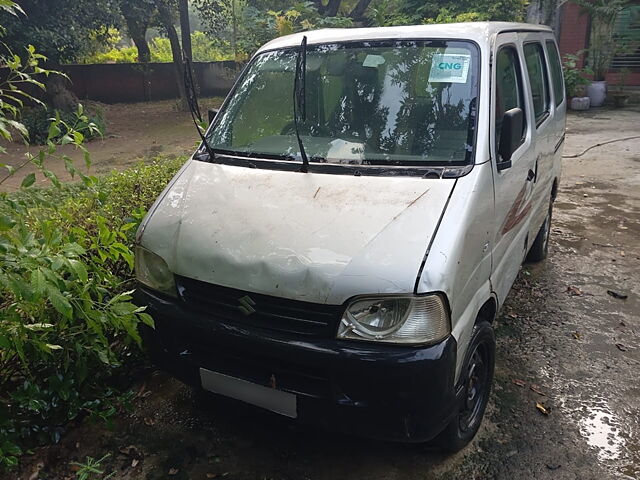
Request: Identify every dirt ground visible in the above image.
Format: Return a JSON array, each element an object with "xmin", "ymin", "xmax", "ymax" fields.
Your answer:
[
  {"xmin": 0, "ymin": 98, "xmax": 223, "ymax": 191},
  {"xmin": 5, "ymin": 106, "xmax": 640, "ymax": 480}
]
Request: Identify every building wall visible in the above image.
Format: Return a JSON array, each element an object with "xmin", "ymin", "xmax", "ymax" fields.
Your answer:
[
  {"xmin": 557, "ymin": 1, "xmax": 640, "ymax": 86},
  {"xmin": 58, "ymin": 61, "xmax": 241, "ymax": 104}
]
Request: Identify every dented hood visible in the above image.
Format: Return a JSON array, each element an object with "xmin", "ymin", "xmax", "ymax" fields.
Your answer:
[{"xmin": 139, "ymin": 160, "xmax": 455, "ymax": 305}]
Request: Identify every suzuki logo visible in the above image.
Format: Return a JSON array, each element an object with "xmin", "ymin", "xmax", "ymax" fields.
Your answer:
[{"xmin": 237, "ymin": 295, "xmax": 256, "ymax": 316}]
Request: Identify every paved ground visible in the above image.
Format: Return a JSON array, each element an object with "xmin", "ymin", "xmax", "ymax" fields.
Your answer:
[{"xmin": 6, "ymin": 107, "xmax": 640, "ymax": 480}]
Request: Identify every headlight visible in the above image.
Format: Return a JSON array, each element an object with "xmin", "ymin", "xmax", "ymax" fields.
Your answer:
[
  {"xmin": 135, "ymin": 246, "xmax": 177, "ymax": 297},
  {"xmin": 337, "ymin": 294, "xmax": 450, "ymax": 344}
]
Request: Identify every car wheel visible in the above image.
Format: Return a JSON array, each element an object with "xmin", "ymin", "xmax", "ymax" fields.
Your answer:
[
  {"xmin": 435, "ymin": 321, "xmax": 495, "ymax": 453},
  {"xmin": 526, "ymin": 202, "xmax": 553, "ymax": 263}
]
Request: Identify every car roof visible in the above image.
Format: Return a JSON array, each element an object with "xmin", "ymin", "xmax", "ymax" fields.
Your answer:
[{"xmin": 257, "ymin": 22, "xmax": 553, "ymax": 53}]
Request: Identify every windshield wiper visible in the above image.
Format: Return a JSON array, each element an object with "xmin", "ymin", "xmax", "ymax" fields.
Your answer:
[
  {"xmin": 210, "ymin": 147, "xmax": 296, "ymax": 161},
  {"xmin": 293, "ymin": 36, "xmax": 310, "ymax": 173}
]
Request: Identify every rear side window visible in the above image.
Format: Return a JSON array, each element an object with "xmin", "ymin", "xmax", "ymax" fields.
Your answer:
[
  {"xmin": 495, "ymin": 46, "xmax": 526, "ymax": 152},
  {"xmin": 523, "ymin": 43, "xmax": 551, "ymax": 125},
  {"xmin": 546, "ymin": 40, "xmax": 565, "ymax": 107}
]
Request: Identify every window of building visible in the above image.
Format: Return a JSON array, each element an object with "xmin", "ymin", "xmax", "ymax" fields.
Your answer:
[{"xmin": 611, "ymin": 5, "xmax": 640, "ymax": 71}]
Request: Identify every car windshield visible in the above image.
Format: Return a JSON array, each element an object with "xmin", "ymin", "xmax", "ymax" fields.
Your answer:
[{"xmin": 208, "ymin": 40, "xmax": 479, "ymax": 167}]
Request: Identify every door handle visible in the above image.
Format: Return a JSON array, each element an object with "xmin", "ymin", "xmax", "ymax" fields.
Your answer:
[{"xmin": 527, "ymin": 169, "xmax": 536, "ymax": 182}]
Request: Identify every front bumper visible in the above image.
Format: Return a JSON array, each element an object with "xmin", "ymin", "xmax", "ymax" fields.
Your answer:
[{"xmin": 136, "ymin": 287, "xmax": 459, "ymax": 442}]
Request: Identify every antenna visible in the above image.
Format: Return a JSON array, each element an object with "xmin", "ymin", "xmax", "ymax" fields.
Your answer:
[{"xmin": 183, "ymin": 55, "xmax": 216, "ymax": 161}]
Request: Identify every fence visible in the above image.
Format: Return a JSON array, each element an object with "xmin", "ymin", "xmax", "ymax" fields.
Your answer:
[{"xmin": 55, "ymin": 61, "xmax": 241, "ymax": 103}]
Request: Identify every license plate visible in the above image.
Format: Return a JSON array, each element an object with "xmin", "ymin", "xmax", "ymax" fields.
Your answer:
[{"xmin": 199, "ymin": 368, "xmax": 297, "ymax": 418}]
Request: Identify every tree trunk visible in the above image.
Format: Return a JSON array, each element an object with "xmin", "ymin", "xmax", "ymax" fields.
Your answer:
[
  {"xmin": 178, "ymin": 0, "xmax": 192, "ymax": 61},
  {"xmin": 324, "ymin": 0, "xmax": 342, "ymax": 16},
  {"xmin": 155, "ymin": 0, "xmax": 187, "ymax": 109},
  {"xmin": 126, "ymin": 18, "xmax": 151, "ymax": 62},
  {"xmin": 133, "ymin": 34, "xmax": 152, "ymax": 62},
  {"xmin": 167, "ymin": 23, "xmax": 187, "ymax": 109},
  {"xmin": 349, "ymin": 0, "xmax": 373, "ymax": 21}
]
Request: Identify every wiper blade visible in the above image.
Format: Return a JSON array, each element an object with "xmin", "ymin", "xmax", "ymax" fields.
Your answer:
[
  {"xmin": 183, "ymin": 55, "xmax": 216, "ymax": 162},
  {"xmin": 210, "ymin": 148, "xmax": 296, "ymax": 161},
  {"xmin": 293, "ymin": 36, "xmax": 310, "ymax": 173}
]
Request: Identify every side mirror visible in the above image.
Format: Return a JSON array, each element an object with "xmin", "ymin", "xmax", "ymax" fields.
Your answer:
[
  {"xmin": 208, "ymin": 108, "xmax": 220, "ymax": 124},
  {"xmin": 497, "ymin": 107, "xmax": 524, "ymax": 171}
]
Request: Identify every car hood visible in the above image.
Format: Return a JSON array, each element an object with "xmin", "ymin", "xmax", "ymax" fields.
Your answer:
[{"xmin": 139, "ymin": 160, "xmax": 455, "ymax": 305}]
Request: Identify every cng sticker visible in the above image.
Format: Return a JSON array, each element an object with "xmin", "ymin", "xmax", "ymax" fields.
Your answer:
[{"xmin": 428, "ymin": 54, "xmax": 471, "ymax": 84}]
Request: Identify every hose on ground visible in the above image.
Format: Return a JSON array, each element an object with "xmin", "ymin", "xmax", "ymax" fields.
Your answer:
[{"xmin": 562, "ymin": 135, "xmax": 640, "ymax": 158}]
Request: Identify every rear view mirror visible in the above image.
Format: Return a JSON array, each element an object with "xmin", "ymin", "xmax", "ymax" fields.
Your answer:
[
  {"xmin": 497, "ymin": 107, "xmax": 523, "ymax": 170},
  {"xmin": 208, "ymin": 108, "xmax": 220, "ymax": 124}
]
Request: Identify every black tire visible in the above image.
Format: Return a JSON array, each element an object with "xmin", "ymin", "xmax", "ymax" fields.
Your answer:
[
  {"xmin": 526, "ymin": 203, "xmax": 553, "ymax": 263},
  {"xmin": 435, "ymin": 321, "xmax": 495, "ymax": 453}
]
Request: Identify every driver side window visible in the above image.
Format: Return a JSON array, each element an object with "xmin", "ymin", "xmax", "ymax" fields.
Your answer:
[{"xmin": 495, "ymin": 46, "xmax": 526, "ymax": 157}]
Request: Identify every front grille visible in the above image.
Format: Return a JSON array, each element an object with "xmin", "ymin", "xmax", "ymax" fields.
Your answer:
[{"xmin": 176, "ymin": 275, "xmax": 342, "ymax": 337}]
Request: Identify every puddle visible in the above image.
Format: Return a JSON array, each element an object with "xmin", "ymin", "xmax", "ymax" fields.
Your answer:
[{"xmin": 579, "ymin": 403, "xmax": 624, "ymax": 462}]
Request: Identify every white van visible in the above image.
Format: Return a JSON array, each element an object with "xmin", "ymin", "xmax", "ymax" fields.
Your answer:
[{"xmin": 135, "ymin": 22, "xmax": 565, "ymax": 451}]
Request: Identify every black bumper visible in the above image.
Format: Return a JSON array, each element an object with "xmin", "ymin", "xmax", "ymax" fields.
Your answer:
[{"xmin": 136, "ymin": 287, "xmax": 460, "ymax": 442}]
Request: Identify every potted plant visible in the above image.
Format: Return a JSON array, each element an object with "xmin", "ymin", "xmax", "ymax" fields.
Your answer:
[
  {"xmin": 575, "ymin": 0, "xmax": 630, "ymax": 107},
  {"xmin": 563, "ymin": 53, "xmax": 592, "ymax": 110}
]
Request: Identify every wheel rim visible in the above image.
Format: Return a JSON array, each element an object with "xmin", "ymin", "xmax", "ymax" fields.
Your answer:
[{"xmin": 459, "ymin": 343, "xmax": 490, "ymax": 433}]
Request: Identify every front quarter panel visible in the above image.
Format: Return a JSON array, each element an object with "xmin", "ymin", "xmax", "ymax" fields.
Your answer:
[{"xmin": 416, "ymin": 161, "xmax": 495, "ymax": 382}]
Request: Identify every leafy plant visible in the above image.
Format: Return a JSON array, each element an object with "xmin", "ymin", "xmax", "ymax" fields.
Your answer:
[
  {"xmin": 81, "ymin": 31, "xmax": 232, "ymax": 64},
  {"xmin": 21, "ymin": 106, "xmax": 106, "ymax": 145},
  {"xmin": 575, "ymin": 0, "xmax": 630, "ymax": 81},
  {"xmin": 70, "ymin": 454, "xmax": 115, "ymax": 480},
  {"xmin": 562, "ymin": 53, "xmax": 593, "ymax": 97},
  {"xmin": 0, "ymin": 4, "xmax": 183, "ymax": 470}
]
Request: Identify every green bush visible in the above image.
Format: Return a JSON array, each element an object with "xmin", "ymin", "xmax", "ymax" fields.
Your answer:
[
  {"xmin": 562, "ymin": 53, "xmax": 593, "ymax": 97},
  {"xmin": 21, "ymin": 106, "xmax": 106, "ymax": 145},
  {"xmin": 0, "ymin": 155, "xmax": 185, "ymax": 469},
  {"xmin": 0, "ymin": 15, "xmax": 185, "ymax": 470},
  {"xmin": 81, "ymin": 31, "xmax": 231, "ymax": 64}
]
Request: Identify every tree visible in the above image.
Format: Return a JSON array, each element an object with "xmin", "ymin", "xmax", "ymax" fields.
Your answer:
[
  {"xmin": 367, "ymin": 0, "xmax": 528, "ymax": 25},
  {"xmin": 179, "ymin": 0, "xmax": 193, "ymax": 61},
  {"xmin": 0, "ymin": 0, "xmax": 122, "ymax": 111},
  {"xmin": 154, "ymin": 0, "xmax": 187, "ymax": 108},
  {"xmin": 193, "ymin": 0, "xmax": 353, "ymax": 58},
  {"xmin": 119, "ymin": 0, "xmax": 158, "ymax": 62},
  {"xmin": 574, "ymin": 0, "xmax": 631, "ymax": 80},
  {"xmin": 0, "ymin": 0, "xmax": 121, "ymax": 64}
]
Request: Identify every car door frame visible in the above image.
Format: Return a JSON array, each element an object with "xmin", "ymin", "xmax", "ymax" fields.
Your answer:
[
  {"xmin": 519, "ymin": 33, "xmax": 557, "ymax": 244},
  {"xmin": 489, "ymin": 32, "xmax": 537, "ymax": 306}
]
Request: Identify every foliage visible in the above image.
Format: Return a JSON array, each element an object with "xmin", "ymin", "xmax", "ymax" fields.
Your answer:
[
  {"xmin": 118, "ymin": 0, "xmax": 159, "ymax": 62},
  {"xmin": 366, "ymin": 0, "xmax": 414, "ymax": 26},
  {"xmin": 70, "ymin": 454, "xmax": 115, "ymax": 480},
  {"xmin": 562, "ymin": 53, "xmax": 593, "ymax": 97},
  {"xmin": 0, "ymin": 43, "xmax": 51, "ymax": 147},
  {"xmin": 82, "ymin": 45, "xmax": 141, "ymax": 64},
  {"xmin": 150, "ymin": 31, "xmax": 231, "ymax": 62},
  {"xmin": 0, "ymin": 0, "xmax": 122, "ymax": 64},
  {"xmin": 21, "ymin": 106, "xmax": 106, "ymax": 145},
  {"xmin": 0, "ymin": 152, "xmax": 184, "ymax": 470},
  {"xmin": 368, "ymin": 0, "xmax": 527, "ymax": 25},
  {"xmin": 574, "ymin": 0, "xmax": 631, "ymax": 80},
  {"xmin": 194, "ymin": 0, "xmax": 353, "ymax": 58},
  {"xmin": 81, "ymin": 31, "xmax": 231, "ymax": 63},
  {"xmin": 0, "ymin": 7, "xmax": 183, "ymax": 469}
]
